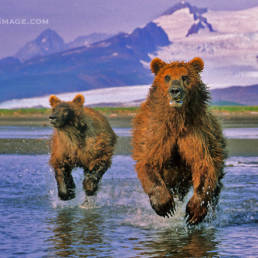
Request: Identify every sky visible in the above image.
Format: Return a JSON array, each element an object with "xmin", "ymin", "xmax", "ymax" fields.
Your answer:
[{"xmin": 1, "ymin": 0, "xmax": 258, "ymax": 58}]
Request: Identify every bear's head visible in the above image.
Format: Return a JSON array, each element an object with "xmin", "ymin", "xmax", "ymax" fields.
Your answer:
[
  {"xmin": 49, "ymin": 94, "xmax": 85, "ymax": 128},
  {"xmin": 150, "ymin": 57, "xmax": 206, "ymax": 108}
]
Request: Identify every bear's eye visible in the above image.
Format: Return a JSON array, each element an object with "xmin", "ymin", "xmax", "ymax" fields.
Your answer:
[{"xmin": 164, "ymin": 75, "xmax": 171, "ymax": 82}]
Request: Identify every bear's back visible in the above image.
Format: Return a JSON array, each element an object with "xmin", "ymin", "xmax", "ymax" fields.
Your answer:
[{"xmin": 83, "ymin": 107, "xmax": 116, "ymax": 142}]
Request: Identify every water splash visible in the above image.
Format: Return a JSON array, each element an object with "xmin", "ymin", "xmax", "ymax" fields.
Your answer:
[
  {"xmin": 47, "ymin": 155, "xmax": 258, "ymax": 231},
  {"xmin": 80, "ymin": 196, "xmax": 97, "ymax": 209}
]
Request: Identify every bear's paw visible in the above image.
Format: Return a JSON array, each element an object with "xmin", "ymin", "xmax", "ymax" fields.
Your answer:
[
  {"xmin": 149, "ymin": 186, "xmax": 175, "ymax": 217},
  {"xmin": 185, "ymin": 194, "xmax": 208, "ymax": 225}
]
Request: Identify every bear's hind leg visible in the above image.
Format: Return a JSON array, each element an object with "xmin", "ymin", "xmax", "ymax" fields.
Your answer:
[
  {"xmin": 83, "ymin": 172, "xmax": 99, "ymax": 196},
  {"xmin": 83, "ymin": 162, "xmax": 110, "ymax": 196}
]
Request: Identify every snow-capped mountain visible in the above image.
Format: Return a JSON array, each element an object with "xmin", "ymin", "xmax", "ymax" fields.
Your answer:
[
  {"xmin": 152, "ymin": 3, "xmax": 258, "ymax": 88},
  {"xmin": 15, "ymin": 29, "xmax": 66, "ymax": 61},
  {"xmin": 156, "ymin": 1, "xmax": 214, "ymax": 39},
  {"xmin": 1, "ymin": 1, "xmax": 258, "ymax": 105}
]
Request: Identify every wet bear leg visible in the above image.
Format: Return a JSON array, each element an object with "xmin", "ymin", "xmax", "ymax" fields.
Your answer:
[
  {"xmin": 83, "ymin": 163, "xmax": 109, "ymax": 196},
  {"xmin": 54, "ymin": 166, "xmax": 75, "ymax": 201}
]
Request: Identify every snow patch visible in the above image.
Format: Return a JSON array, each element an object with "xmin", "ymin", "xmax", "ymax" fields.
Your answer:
[
  {"xmin": 151, "ymin": 6, "xmax": 258, "ymax": 89},
  {"xmin": 96, "ymin": 41, "xmax": 111, "ymax": 48},
  {"xmin": 154, "ymin": 8, "xmax": 194, "ymax": 40},
  {"xmin": 204, "ymin": 7, "xmax": 258, "ymax": 34},
  {"xmin": 83, "ymin": 40, "xmax": 90, "ymax": 47},
  {"xmin": 61, "ymin": 48, "xmax": 84, "ymax": 56},
  {"xmin": 0, "ymin": 85, "xmax": 151, "ymax": 109}
]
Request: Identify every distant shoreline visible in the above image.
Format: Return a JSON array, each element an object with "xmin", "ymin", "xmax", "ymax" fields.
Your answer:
[
  {"xmin": 0, "ymin": 106, "xmax": 258, "ymax": 156},
  {"xmin": 0, "ymin": 106, "xmax": 258, "ymax": 127},
  {"xmin": 0, "ymin": 137, "xmax": 258, "ymax": 157}
]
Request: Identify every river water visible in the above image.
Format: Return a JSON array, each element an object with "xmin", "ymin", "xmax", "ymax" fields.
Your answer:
[
  {"xmin": 0, "ymin": 127, "xmax": 257, "ymax": 257},
  {"xmin": 0, "ymin": 126, "xmax": 258, "ymax": 139}
]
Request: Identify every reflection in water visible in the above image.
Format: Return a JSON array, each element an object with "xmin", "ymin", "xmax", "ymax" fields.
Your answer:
[
  {"xmin": 46, "ymin": 207, "xmax": 220, "ymax": 257},
  {"xmin": 47, "ymin": 208, "xmax": 106, "ymax": 257},
  {"xmin": 136, "ymin": 228, "xmax": 218, "ymax": 257}
]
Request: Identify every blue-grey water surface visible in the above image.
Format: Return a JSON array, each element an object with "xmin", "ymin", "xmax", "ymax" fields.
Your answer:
[
  {"xmin": 0, "ymin": 153, "xmax": 257, "ymax": 257},
  {"xmin": 1, "ymin": 126, "xmax": 258, "ymax": 139},
  {"xmin": 0, "ymin": 127, "xmax": 132, "ymax": 139}
]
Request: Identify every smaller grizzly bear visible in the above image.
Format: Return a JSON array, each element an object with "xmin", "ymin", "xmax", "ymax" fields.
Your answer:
[
  {"xmin": 49, "ymin": 94, "xmax": 117, "ymax": 201},
  {"xmin": 132, "ymin": 57, "xmax": 226, "ymax": 225}
]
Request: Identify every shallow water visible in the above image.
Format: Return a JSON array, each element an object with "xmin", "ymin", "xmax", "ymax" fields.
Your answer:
[
  {"xmin": 0, "ymin": 126, "xmax": 131, "ymax": 139},
  {"xmin": 0, "ymin": 154, "xmax": 257, "ymax": 257},
  {"xmin": 1, "ymin": 126, "xmax": 258, "ymax": 139},
  {"xmin": 224, "ymin": 128, "xmax": 258, "ymax": 139}
]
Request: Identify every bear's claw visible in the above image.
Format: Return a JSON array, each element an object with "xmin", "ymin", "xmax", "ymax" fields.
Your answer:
[
  {"xmin": 149, "ymin": 186, "xmax": 175, "ymax": 217},
  {"xmin": 151, "ymin": 198, "xmax": 175, "ymax": 217},
  {"xmin": 185, "ymin": 195, "xmax": 208, "ymax": 225}
]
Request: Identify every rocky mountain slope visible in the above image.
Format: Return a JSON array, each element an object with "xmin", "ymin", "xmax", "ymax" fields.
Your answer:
[{"xmin": 0, "ymin": 22, "xmax": 169, "ymax": 102}]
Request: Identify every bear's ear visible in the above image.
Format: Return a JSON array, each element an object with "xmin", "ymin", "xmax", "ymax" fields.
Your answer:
[
  {"xmin": 73, "ymin": 94, "xmax": 85, "ymax": 106},
  {"xmin": 150, "ymin": 58, "xmax": 167, "ymax": 75},
  {"xmin": 189, "ymin": 57, "xmax": 204, "ymax": 73},
  {"xmin": 49, "ymin": 95, "xmax": 61, "ymax": 107}
]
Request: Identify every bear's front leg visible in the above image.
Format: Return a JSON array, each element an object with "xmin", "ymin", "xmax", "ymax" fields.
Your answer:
[
  {"xmin": 136, "ymin": 162, "xmax": 175, "ymax": 217},
  {"xmin": 149, "ymin": 185, "xmax": 175, "ymax": 217},
  {"xmin": 54, "ymin": 166, "xmax": 76, "ymax": 201},
  {"xmin": 185, "ymin": 193, "xmax": 208, "ymax": 225},
  {"xmin": 185, "ymin": 170, "xmax": 223, "ymax": 225},
  {"xmin": 178, "ymin": 134, "xmax": 221, "ymax": 225}
]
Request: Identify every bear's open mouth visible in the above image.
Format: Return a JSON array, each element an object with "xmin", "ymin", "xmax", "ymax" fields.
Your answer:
[
  {"xmin": 169, "ymin": 97, "xmax": 184, "ymax": 107},
  {"xmin": 169, "ymin": 99, "xmax": 183, "ymax": 106}
]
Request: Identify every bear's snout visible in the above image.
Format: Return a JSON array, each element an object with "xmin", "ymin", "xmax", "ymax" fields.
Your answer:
[
  {"xmin": 169, "ymin": 80, "xmax": 184, "ymax": 98},
  {"xmin": 49, "ymin": 115, "xmax": 58, "ymax": 126},
  {"xmin": 169, "ymin": 82, "xmax": 184, "ymax": 107},
  {"xmin": 169, "ymin": 87, "xmax": 182, "ymax": 98}
]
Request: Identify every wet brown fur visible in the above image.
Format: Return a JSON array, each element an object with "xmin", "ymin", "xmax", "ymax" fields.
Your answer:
[
  {"xmin": 132, "ymin": 57, "xmax": 226, "ymax": 225},
  {"xmin": 49, "ymin": 94, "xmax": 117, "ymax": 200}
]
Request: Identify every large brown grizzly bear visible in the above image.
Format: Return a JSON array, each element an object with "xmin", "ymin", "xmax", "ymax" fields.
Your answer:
[
  {"xmin": 132, "ymin": 57, "xmax": 226, "ymax": 225},
  {"xmin": 49, "ymin": 94, "xmax": 117, "ymax": 201}
]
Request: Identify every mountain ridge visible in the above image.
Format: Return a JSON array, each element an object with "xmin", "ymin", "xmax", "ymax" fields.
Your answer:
[
  {"xmin": 0, "ymin": 2, "xmax": 257, "ymax": 104},
  {"xmin": 15, "ymin": 29, "xmax": 66, "ymax": 61},
  {"xmin": 0, "ymin": 21, "xmax": 170, "ymax": 102},
  {"xmin": 15, "ymin": 29, "xmax": 113, "ymax": 62}
]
